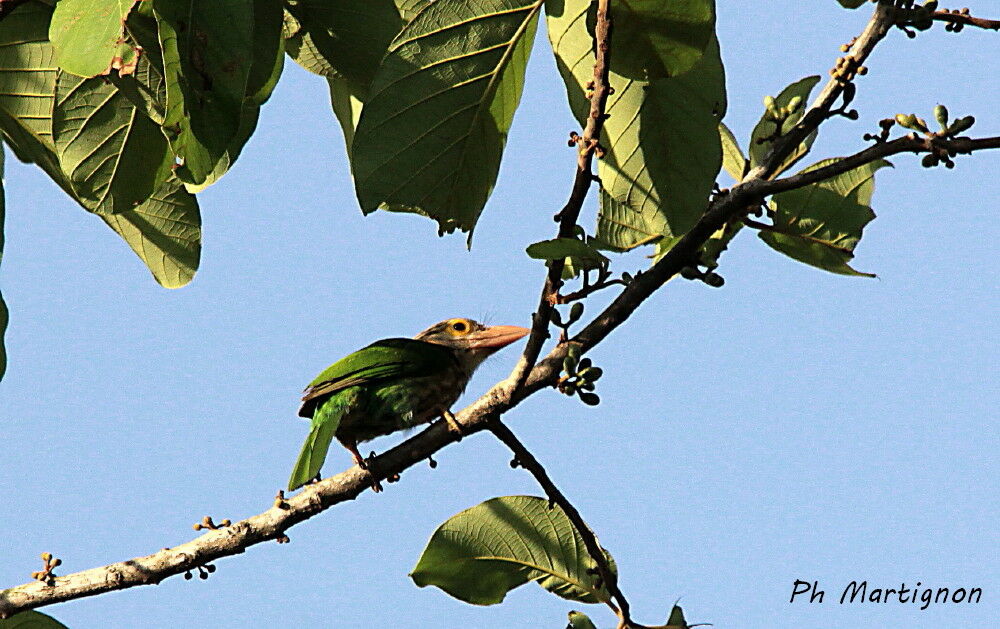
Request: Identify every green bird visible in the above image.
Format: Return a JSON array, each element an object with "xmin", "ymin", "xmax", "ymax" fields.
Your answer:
[{"xmin": 288, "ymin": 318, "xmax": 529, "ymax": 491}]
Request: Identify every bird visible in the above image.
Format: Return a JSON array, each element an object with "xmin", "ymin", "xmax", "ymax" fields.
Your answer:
[{"xmin": 287, "ymin": 318, "xmax": 529, "ymax": 491}]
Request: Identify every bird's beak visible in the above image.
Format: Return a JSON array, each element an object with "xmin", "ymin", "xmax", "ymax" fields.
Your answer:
[{"xmin": 466, "ymin": 325, "xmax": 530, "ymax": 350}]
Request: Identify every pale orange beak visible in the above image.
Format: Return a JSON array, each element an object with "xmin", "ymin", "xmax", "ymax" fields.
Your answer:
[{"xmin": 467, "ymin": 325, "xmax": 530, "ymax": 350}]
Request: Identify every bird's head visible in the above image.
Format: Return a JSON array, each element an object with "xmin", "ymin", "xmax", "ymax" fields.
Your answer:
[{"xmin": 415, "ymin": 318, "xmax": 529, "ymax": 374}]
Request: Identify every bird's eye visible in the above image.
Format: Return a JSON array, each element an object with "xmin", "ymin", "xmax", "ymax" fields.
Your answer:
[{"xmin": 451, "ymin": 321, "xmax": 468, "ymax": 333}]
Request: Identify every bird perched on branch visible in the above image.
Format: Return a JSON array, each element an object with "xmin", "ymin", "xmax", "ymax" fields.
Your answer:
[{"xmin": 288, "ymin": 318, "xmax": 529, "ymax": 491}]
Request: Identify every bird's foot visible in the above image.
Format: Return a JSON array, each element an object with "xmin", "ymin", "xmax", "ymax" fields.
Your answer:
[
  {"xmin": 346, "ymin": 442, "xmax": 382, "ymax": 492},
  {"xmin": 441, "ymin": 409, "xmax": 464, "ymax": 440}
]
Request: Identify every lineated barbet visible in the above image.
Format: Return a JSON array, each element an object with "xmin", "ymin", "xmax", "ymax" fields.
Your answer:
[{"xmin": 288, "ymin": 318, "xmax": 529, "ymax": 491}]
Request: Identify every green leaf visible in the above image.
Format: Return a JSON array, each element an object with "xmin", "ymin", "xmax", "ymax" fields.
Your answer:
[
  {"xmin": 836, "ymin": 0, "xmax": 868, "ymax": 8},
  {"xmin": 665, "ymin": 604, "xmax": 689, "ymax": 628},
  {"xmin": 548, "ymin": 2, "xmax": 725, "ymax": 251},
  {"xmin": 698, "ymin": 219, "xmax": 742, "ymax": 271},
  {"xmin": 759, "ymin": 158, "xmax": 891, "ymax": 277},
  {"xmin": 527, "ymin": 237, "xmax": 608, "ymax": 265},
  {"xmin": 284, "ymin": 0, "xmax": 402, "ymax": 97},
  {"xmin": 749, "ymin": 75, "xmax": 820, "ymax": 174},
  {"xmin": 0, "ymin": 610, "xmax": 70, "ymax": 629},
  {"xmin": 0, "ymin": 1, "xmax": 199, "ymax": 287},
  {"xmin": 719, "ymin": 122, "xmax": 745, "ymax": 181},
  {"xmin": 395, "ymin": 0, "xmax": 432, "ymax": 23},
  {"xmin": 49, "ymin": 0, "xmax": 138, "ymax": 77},
  {"xmin": 52, "ymin": 71, "xmax": 174, "ymax": 213},
  {"xmin": 606, "ymin": 0, "xmax": 715, "ymax": 80},
  {"xmin": 100, "ymin": 177, "xmax": 201, "ymax": 288},
  {"xmin": 183, "ymin": 0, "xmax": 285, "ymax": 192},
  {"xmin": 328, "ymin": 78, "xmax": 364, "ymax": 151},
  {"xmin": 0, "ymin": 1, "xmax": 67, "ymax": 192},
  {"xmin": 411, "ymin": 495, "xmax": 615, "ymax": 605},
  {"xmin": 153, "ymin": 0, "xmax": 254, "ymax": 185},
  {"xmin": 0, "ymin": 138, "xmax": 6, "ymax": 382},
  {"xmin": 567, "ymin": 610, "xmax": 599, "ymax": 629},
  {"xmin": 352, "ymin": 0, "xmax": 542, "ymax": 238}
]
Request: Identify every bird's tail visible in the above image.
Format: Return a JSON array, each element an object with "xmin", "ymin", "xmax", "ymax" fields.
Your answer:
[{"xmin": 287, "ymin": 413, "xmax": 339, "ymax": 491}]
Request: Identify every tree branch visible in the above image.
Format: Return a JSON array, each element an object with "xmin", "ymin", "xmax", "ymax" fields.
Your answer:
[
  {"xmin": 488, "ymin": 420, "xmax": 633, "ymax": 629},
  {"xmin": 511, "ymin": 0, "xmax": 614, "ymax": 388},
  {"xmin": 3, "ymin": 0, "xmax": 990, "ymax": 619},
  {"xmin": 762, "ymin": 133, "xmax": 1000, "ymax": 197}
]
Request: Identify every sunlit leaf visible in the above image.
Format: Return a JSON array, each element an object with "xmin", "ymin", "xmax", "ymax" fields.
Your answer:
[
  {"xmin": 759, "ymin": 158, "xmax": 891, "ymax": 276},
  {"xmin": 395, "ymin": 0, "xmax": 432, "ymax": 23},
  {"xmin": 101, "ymin": 177, "xmax": 201, "ymax": 288},
  {"xmin": 548, "ymin": 2, "xmax": 725, "ymax": 250},
  {"xmin": 153, "ymin": 0, "xmax": 254, "ymax": 184},
  {"xmin": 52, "ymin": 71, "xmax": 174, "ymax": 213},
  {"xmin": 411, "ymin": 495, "xmax": 615, "ymax": 605},
  {"xmin": 719, "ymin": 122, "xmax": 745, "ymax": 181},
  {"xmin": 352, "ymin": 0, "xmax": 543, "ymax": 238},
  {"xmin": 49, "ymin": 0, "xmax": 138, "ymax": 77},
  {"xmin": 749, "ymin": 75, "xmax": 820, "ymax": 175},
  {"xmin": 567, "ymin": 610, "xmax": 599, "ymax": 629}
]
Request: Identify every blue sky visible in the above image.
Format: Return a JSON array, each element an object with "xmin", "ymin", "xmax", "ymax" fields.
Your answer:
[{"xmin": 1, "ymin": 2, "xmax": 997, "ymax": 628}]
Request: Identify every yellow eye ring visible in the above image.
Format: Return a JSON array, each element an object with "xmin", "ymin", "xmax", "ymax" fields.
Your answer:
[{"xmin": 451, "ymin": 320, "xmax": 468, "ymax": 333}]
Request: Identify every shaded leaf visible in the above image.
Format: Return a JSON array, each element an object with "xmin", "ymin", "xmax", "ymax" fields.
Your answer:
[
  {"xmin": 100, "ymin": 177, "xmax": 201, "ymax": 288},
  {"xmin": 759, "ymin": 158, "xmax": 891, "ymax": 276},
  {"xmin": 153, "ymin": 0, "xmax": 254, "ymax": 184},
  {"xmin": 698, "ymin": 219, "xmax": 742, "ymax": 271},
  {"xmin": 548, "ymin": 2, "xmax": 725, "ymax": 251},
  {"xmin": 0, "ymin": 610, "xmax": 70, "ymax": 629},
  {"xmin": 749, "ymin": 75, "xmax": 820, "ymax": 174},
  {"xmin": 352, "ymin": 0, "xmax": 542, "ymax": 238},
  {"xmin": 719, "ymin": 122, "xmax": 745, "ymax": 181},
  {"xmin": 411, "ymin": 495, "xmax": 615, "ymax": 605},
  {"xmin": 837, "ymin": 0, "xmax": 868, "ymax": 8},
  {"xmin": 605, "ymin": 0, "xmax": 714, "ymax": 80},
  {"xmin": 527, "ymin": 237, "xmax": 607, "ymax": 265},
  {"xmin": 665, "ymin": 604, "xmax": 689, "ymax": 628},
  {"xmin": 567, "ymin": 610, "xmax": 598, "ymax": 629},
  {"xmin": 49, "ymin": 0, "xmax": 138, "ymax": 77},
  {"xmin": 183, "ymin": 0, "xmax": 285, "ymax": 192},
  {"xmin": 52, "ymin": 70, "xmax": 174, "ymax": 213},
  {"xmin": 283, "ymin": 0, "xmax": 401, "ymax": 97}
]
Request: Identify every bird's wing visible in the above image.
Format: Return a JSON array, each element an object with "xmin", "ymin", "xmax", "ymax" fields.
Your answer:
[{"xmin": 298, "ymin": 338, "xmax": 456, "ymax": 417}]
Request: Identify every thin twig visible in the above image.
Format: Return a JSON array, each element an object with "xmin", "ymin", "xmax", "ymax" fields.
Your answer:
[
  {"xmin": 488, "ymin": 420, "xmax": 633, "ymax": 627},
  {"xmin": 511, "ymin": 0, "xmax": 614, "ymax": 389},
  {"xmin": 932, "ymin": 9, "xmax": 1000, "ymax": 31}
]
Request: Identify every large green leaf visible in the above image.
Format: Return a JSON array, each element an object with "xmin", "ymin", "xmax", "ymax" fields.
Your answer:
[
  {"xmin": 1, "ymin": 138, "xmax": 6, "ymax": 381},
  {"xmin": 0, "ymin": 2, "xmax": 200, "ymax": 287},
  {"xmin": 760, "ymin": 158, "xmax": 891, "ymax": 277},
  {"xmin": 395, "ymin": 0, "xmax": 432, "ymax": 23},
  {"xmin": 284, "ymin": 0, "xmax": 402, "ymax": 98},
  {"xmin": 153, "ymin": 0, "xmax": 254, "ymax": 185},
  {"xmin": 0, "ymin": 611, "xmax": 69, "ymax": 629},
  {"xmin": 411, "ymin": 495, "xmax": 615, "ymax": 605},
  {"xmin": 352, "ymin": 0, "xmax": 543, "ymax": 238},
  {"xmin": 49, "ymin": 0, "xmax": 138, "ymax": 77},
  {"xmin": 548, "ymin": 1, "xmax": 724, "ymax": 250},
  {"xmin": 52, "ymin": 71, "xmax": 174, "ymax": 213},
  {"xmin": 183, "ymin": 0, "xmax": 284, "ymax": 192},
  {"xmin": 100, "ymin": 177, "xmax": 201, "ymax": 288},
  {"xmin": 327, "ymin": 78, "xmax": 364, "ymax": 151},
  {"xmin": 605, "ymin": 0, "xmax": 715, "ymax": 80},
  {"xmin": 749, "ymin": 75, "xmax": 820, "ymax": 174}
]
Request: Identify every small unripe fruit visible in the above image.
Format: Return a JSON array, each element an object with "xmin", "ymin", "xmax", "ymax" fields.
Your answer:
[{"xmin": 934, "ymin": 104, "xmax": 949, "ymax": 128}]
